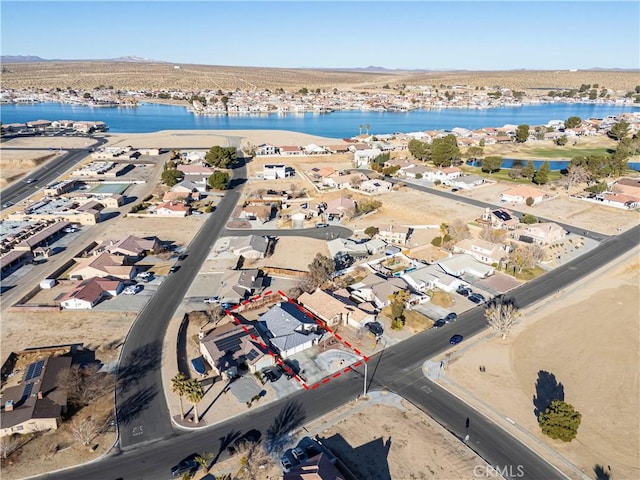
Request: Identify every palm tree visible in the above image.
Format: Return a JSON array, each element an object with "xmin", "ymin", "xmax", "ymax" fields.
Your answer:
[
  {"xmin": 185, "ymin": 378, "xmax": 205, "ymax": 424},
  {"xmin": 171, "ymin": 372, "xmax": 188, "ymax": 420},
  {"xmin": 366, "ymin": 123, "xmax": 370, "ymax": 135},
  {"xmin": 194, "ymin": 451, "xmax": 214, "ymax": 474},
  {"xmin": 359, "ymin": 124, "xmax": 363, "ymax": 135}
]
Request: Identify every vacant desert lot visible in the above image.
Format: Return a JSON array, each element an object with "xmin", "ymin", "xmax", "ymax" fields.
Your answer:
[{"xmin": 445, "ymin": 249, "xmax": 640, "ymax": 480}]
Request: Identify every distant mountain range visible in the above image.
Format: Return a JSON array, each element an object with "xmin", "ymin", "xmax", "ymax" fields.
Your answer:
[
  {"xmin": 1, "ymin": 56, "xmax": 637, "ymax": 72},
  {"xmin": 1, "ymin": 55, "xmax": 164, "ymax": 63}
]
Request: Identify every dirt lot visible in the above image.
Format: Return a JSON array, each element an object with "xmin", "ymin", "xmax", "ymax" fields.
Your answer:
[{"xmin": 445, "ymin": 248, "xmax": 640, "ymax": 480}]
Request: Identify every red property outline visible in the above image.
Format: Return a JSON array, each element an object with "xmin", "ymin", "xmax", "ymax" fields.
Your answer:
[{"xmin": 224, "ymin": 290, "xmax": 369, "ymax": 391}]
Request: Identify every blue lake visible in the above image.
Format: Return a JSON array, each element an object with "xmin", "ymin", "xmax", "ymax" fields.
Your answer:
[{"xmin": 1, "ymin": 102, "xmax": 638, "ymax": 137}]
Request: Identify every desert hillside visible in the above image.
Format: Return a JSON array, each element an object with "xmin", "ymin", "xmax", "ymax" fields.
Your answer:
[{"xmin": 1, "ymin": 61, "xmax": 638, "ymax": 93}]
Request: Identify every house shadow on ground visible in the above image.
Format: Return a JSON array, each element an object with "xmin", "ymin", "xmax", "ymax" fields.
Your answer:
[{"xmin": 319, "ymin": 433, "xmax": 391, "ymax": 480}]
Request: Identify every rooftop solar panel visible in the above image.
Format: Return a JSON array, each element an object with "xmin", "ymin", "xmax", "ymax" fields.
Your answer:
[
  {"xmin": 24, "ymin": 359, "xmax": 45, "ymax": 381},
  {"xmin": 246, "ymin": 350, "xmax": 258, "ymax": 361},
  {"xmin": 20, "ymin": 383, "xmax": 34, "ymax": 402},
  {"xmin": 215, "ymin": 328, "xmax": 254, "ymax": 353}
]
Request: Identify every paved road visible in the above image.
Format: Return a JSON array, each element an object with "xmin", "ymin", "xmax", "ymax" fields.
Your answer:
[
  {"xmin": 115, "ymin": 158, "xmax": 248, "ymax": 448},
  {"xmin": 0, "ymin": 136, "xmax": 108, "ymax": 209},
  {"xmin": 224, "ymin": 225, "xmax": 353, "ymax": 239}
]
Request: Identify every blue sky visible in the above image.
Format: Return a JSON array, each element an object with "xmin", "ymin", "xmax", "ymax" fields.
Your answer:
[{"xmin": 1, "ymin": 1, "xmax": 638, "ymax": 70}]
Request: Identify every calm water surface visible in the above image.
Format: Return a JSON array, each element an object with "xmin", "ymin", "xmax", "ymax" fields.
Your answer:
[{"xmin": 1, "ymin": 102, "xmax": 638, "ymax": 137}]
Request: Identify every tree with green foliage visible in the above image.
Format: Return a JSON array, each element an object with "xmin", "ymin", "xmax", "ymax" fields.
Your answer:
[
  {"xmin": 525, "ymin": 197, "xmax": 535, "ymax": 207},
  {"xmin": 515, "ymin": 124, "xmax": 530, "ymax": 143},
  {"xmin": 205, "ymin": 146, "xmax": 236, "ymax": 168},
  {"xmin": 554, "ymin": 135, "xmax": 568, "ymax": 146},
  {"xmin": 609, "ymin": 120, "xmax": 630, "ymax": 141},
  {"xmin": 431, "ymin": 134, "xmax": 460, "ymax": 167},
  {"xmin": 570, "ymin": 155, "xmax": 608, "ymax": 181},
  {"xmin": 538, "ymin": 400, "xmax": 582, "ymax": 442},
  {"xmin": 388, "ymin": 290, "xmax": 410, "ymax": 328},
  {"xmin": 208, "ymin": 171, "xmax": 230, "ymax": 190},
  {"xmin": 161, "ymin": 166, "xmax": 183, "ymax": 187},
  {"xmin": 364, "ymin": 226, "xmax": 379, "ymax": 238},
  {"xmin": 533, "ymin": 162, "xmax": 550, "ymax": 185},
  {"xmin": 408, "ymin": 139, "xmax": 431, "ymax": 161},
  {"xmin": 521, "ymin": 213, "xmax": 538, "ymax": 224},
  {"xmin": 308, "ymin": 253, "xmax": 335, "ymax": 287},
  {"xmin": 564, "ymin": 116, "xmax": 582, "ymax": 129},
  {"xmin": 171, "ymin": 373, "xmax": 189, "ymax": 420},
  {"xmin": 194, "ymin": 451, "xmax": 214, "ymax": 474},
  {"xmin": 185, "ymin": 378, "xmax": 205, "ymax": 424},
  {"xmin": 523, "ymin": 161, "xmax": 536, "ymax": 179},
  {"xmin": 465, "ymin": 146, "xmax": 484, "ymax": 162},
  {"xmin": 299, "ymin": 87, "xmax": 308, "ymax": 95},
  {"xmin": 481, "ymin": 156, "xmax": 502, "ymax": 174}
]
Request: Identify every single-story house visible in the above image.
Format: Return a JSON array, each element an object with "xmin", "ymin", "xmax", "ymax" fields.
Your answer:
[
  {"xmin": 612, "ymin": 177, "xmax": 640, "ymax": 199},
  {"xmin": 359, "ymin": 179, "xmax": 393, "ymax": 194},
  {"xmin": 200, "ymin": 323, "xmax": 273, "ymax": 378},
  {"xmin": 279, "ymin": 145, "xmax": 304, "ymax": 156},
  {"xmin": 437, "ymin": 254, "xmax": 495, "ymax": 278},
  {"xmin": 501, "ymin": 186, "xmax": 545, "ymax": 204},
  {"xmin": 177, "ymin": 164, "xmax": 215, "ymax": 176},
  {"xmin": 240, "ymin": 205, "xmax": 273, "ymax": 223},
  {"xmin": 154, "ymin": 201, "xmax": 190, "ymax": 217},
  {"xmin": 60, "ymin": 276, "xmax": 123, "ymax": 309},
  {"xmin": 401, "ymin": 264, "xmax": 465, "ymax": 293},
  {"xmin": 325, "ymin": 197, "xmax": 356, "ymax": 218},
  {"xmin": 0, "ymin": 355, "xmax": 72, "ymax": 437},
  {"xmin": 97, "ymin": 235, "xmax": 163, "ymax": 258},
  {"xmin": 229, "ymin": 235, "xmax": 270, "ymax": 259},
  {"xmin": 448, "ymin": 174, "xmax": 486, "ymax": 190},
  {"xmin": 423, "ymin": 167, "xmax": 462, "ymax": 183},
  {"xmin": 259, "ymin": 302, "xmax": 324, "ymax": 358}
]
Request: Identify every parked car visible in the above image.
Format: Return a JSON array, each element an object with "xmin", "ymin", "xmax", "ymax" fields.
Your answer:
[
  {"xmin": 123, "ymin": 284, "xmax": 143, "ymax": 295},
  {"xmin": 365, "ymin": 321, "xmax": 384, "ymax": 337},
  {"xmin": 2, "ymin": 202, "xmax": 14, "ymax": 208},
  {"xmin": 137, "ymin": 271, "xmax": 152, "ymax": 279},
  {"xmin": 291, "ymin": 447, "xmax": 306, "ymax": 462},
  {"xmin": 24, "ymin": 178, "xmax": 36, "ymax": 184},
  {"xmin": 171, "ymin": 458, "xmax": 198, "ymax": 477},
  {"xmin": 468, "ymin": 293, "xmax": 485, "ymax": 304},
  {"xmin": 204, "ymin": 296, "xmax": 220, "ymax": 304},
  {"xmin": 168, "ymin": 265, "xmax": 180, "ymax": 273},
  {"xmin": 456, "ymin": 286, "xmax": 472, "ymax": 297},
  {"xmin": 449, "ymin": 334, "xmax": 464, "ymax": 345},
  {"xmin": 280, "ymin": 456, "xmax": 293, "ymax": 472},
  {"xmin": 445, "ymin": 312, "xmax": 458, "ymax": 323},
  {"xmin": 262, "ymin": 368, "xmax": 279, "ymax": 382},
  {"xmin": 315, "ymin": 223, "xmax": 329, "ymax": 228},
  {"xmin": 433, "ymin": 319, "xmax": 447, "ymax": 329}
]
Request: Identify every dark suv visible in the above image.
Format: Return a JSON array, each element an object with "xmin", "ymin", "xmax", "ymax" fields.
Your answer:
[{"xmin": 365, "ymin": 321, "xmax": 384, "ymax": 337}]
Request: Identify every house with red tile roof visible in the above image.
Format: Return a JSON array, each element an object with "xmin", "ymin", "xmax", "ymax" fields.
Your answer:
[
  {"xmin": 60, "ymin": 276, "xmax": 123, "ymax": 309},
  {"xmin": 154, "ymin": 201, "xmax": 190, "ymax": 217}
]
